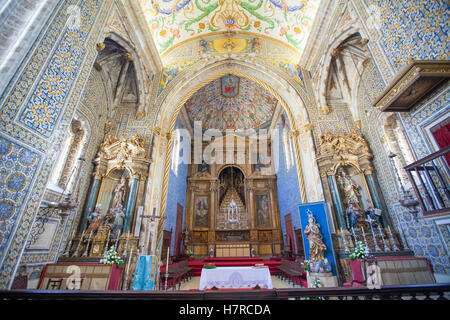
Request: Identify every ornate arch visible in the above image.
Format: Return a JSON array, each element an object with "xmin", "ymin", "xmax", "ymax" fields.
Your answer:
[{"xmin": 146, "ymin": 59, "xmax": 325, "ymax": 254}]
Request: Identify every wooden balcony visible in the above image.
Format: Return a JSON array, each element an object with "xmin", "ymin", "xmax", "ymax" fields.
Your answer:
[{"xmin": 404, "ymin": 146, "xmax": 450, "ymax": 218}]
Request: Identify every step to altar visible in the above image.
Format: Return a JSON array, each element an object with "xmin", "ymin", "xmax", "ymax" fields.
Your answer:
[{"xmin": 187, "ymin": 257, "xmax": 282, "ymax": 277}]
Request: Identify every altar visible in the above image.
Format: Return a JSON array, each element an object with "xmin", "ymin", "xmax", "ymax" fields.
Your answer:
[{"xmin": 199, "ymin": 266, "xmax": 272, "ymax": 290}]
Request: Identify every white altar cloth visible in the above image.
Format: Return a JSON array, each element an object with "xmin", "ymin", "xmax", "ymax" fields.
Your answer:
[{"xmin": 199, "ymin": 266, "xmax": 272, "ymax": 290}]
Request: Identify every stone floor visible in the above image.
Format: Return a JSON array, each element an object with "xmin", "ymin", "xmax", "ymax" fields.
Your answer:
[{"xmin": 178, "ymin": 276, "xmax": 298, "ymax": 291}]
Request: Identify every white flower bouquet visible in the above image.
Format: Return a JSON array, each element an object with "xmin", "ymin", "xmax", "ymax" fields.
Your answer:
[{"xmin": 100, "ymin": 245, "xmax": 124, "ymax": 267}]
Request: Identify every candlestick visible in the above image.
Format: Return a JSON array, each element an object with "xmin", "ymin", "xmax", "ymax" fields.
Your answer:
[
  {"xmin": 378, "ymin": 224, "xmax": 391, "ymax": 251},
  {"xmin": 351, "ymin": 227, "xmax": 357, "ymax": 246},
  {"xmin": 164, "ymin": 247, "xmax": 170, "ymax": 290},
  {"xmin": 73, "ymin": 234, "xmax": 84, "ymax": 257},
  {"xmin": 341, "ymin": 229, "xmax": 350, "ymax": 253},
  {"xmin": 62, "ymin": 236, "xmax": 73, "ymax": 257},
  {"xmin": 124, "ymin": 247, "xmax": 133, "ymax": 290},
  {"xmin": 115, "ymin": 230, "xmax": 121, "ymax": 250},
  {"xmin": 123, "ymin": 233, "xmax": 130, "ymax": 258},
  {"xmin": 361, "ymin": 226, "xmax": 370, "ymax": 253},
  {"xmin": 387, "ymin": 226, "xmax": 400, "ymax": 251},
  {"xmin": 369, "ymin": 221, "xmax": 381, "ymax": 252},
  {"xmin": 82, "ymin": 231, "xmax": 92, "ymax": 257}
]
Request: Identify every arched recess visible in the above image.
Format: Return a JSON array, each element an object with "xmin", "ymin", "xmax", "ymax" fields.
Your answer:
[
  {"xmin": 145, "ymin": 60, "xmax": 325, "ymax": 254},
  {"xmin": 317, "ymin": 27, "xmax": 370, "ymax": 121},
  {"xmin": 96, "ymin": 32, "xmax": 147, "ymax": 120}
]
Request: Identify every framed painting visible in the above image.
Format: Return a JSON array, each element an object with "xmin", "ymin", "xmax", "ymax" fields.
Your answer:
[
  {"xmin": 255, "ymin": 194, "xmax": 271, "ymax": 227},
  {"xmin": 194, "ymin": 195, "xmax": 209, "ymax": 228}
]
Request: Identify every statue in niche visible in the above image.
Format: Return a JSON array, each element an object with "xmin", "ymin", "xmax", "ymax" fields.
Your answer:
[
  {"xmin": 110, "ymin": 203, "xmax": 125, "ymax": 235},
  {"xmin": 337, "ymin": 170, "xmax": 361, "ymax": 208},
  {"xmin": 346, "ymin": 201, "xmax": 361, "ymax": 229},
  {"xmin": 227, "ymin": 195, "xmax": 239, "ymax": 227},
  {"xmin": 112, "ymin": 176, "xmax": 127, "ymax": 209},
  {"xmin": 304, "ymin": 210, "xmax": 327, "ymax": 262}
]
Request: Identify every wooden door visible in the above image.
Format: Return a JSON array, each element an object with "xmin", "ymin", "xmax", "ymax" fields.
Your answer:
[
  {"xmin": 284, "ymin": 214, "xmax": 296, "ymax": 256},
  {"xmin": 174, "ymin": 203, "xmax": 184, "ymax": 257}
]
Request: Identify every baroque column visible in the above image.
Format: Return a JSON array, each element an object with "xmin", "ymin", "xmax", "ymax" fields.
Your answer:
[
  {"xmin": 123, "ymin": 174, "xmax": 140, "ymax": 234},
  {"xmin": 79, "ymin": 172, "xmax": 102, "ymax": 233}
]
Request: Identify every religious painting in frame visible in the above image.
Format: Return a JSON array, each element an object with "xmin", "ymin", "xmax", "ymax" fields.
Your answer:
[
  {"xmin": 255, "ymin": 194, "xmax": 271, "ymax": 227},
  {"xmin": 194, "ymin": 195, "xmax": 209, "ymax": 228},
  {"xmin": 221, "ymin": 74, "xmax": 239, "ymax": 98}
]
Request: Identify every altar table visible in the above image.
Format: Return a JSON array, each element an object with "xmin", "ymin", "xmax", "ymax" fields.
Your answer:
[{"xmin": 199, "ymin": 266, "xmax": 273, "ymax": 290}]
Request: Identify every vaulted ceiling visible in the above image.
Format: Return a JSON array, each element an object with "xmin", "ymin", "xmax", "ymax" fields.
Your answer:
[
  {"xmin": 138, "ymin": 0, "xmax": 321, "ymax": 56},
  {"xmin": 184, "ymin": 75, "xmax": 278, "ymax": 131}
]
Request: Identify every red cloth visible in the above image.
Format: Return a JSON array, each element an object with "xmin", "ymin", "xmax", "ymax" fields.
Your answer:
[
  {"xmin": 432, "ymin": 123, "xmax": 450, "ymax": 166},
  {"xmin": 108, "ymin": 264, "xmax": 122, "ymax": 290},
  {"xmin": 343, "ymin": 259, "xmax": 365, "ymax": 287}
]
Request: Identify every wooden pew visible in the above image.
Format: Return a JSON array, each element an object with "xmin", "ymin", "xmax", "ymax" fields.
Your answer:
[{"xmin": 276, "ymin": 259, "xmax": 305, "ymax": 286}]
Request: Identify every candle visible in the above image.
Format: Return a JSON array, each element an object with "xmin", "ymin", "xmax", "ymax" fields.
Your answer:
[
  {"xmin": 126, "ymin": 247, "xmax": 133, "ymax": 275},
  {"xmin": 166, "ymin": 247, "xmax": 169, "ymax": 269}
]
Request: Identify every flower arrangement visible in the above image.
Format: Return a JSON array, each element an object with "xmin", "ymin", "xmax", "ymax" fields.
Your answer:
[
  {"xmin": 311, "ymin": 277, "xmax": 321, "ymax": 288},
  {"xmin": 311, "ymin": 278, "xmax": 325, "ymax": 300},
  {"xmin": 185, "ymin": 248, "xmax": 193, "ymax": 257},
  {"xmin": 100, "ymin": 245, "xmax": 124, "ymax": 267},
  {"xmin": 349, "ymin": 241, "xmax": 368, "ymax": 260},
  {"xmin": 203, "ymin": 263, "xmax": 216, "ymax": 269},
  {"xmin": 301, "ymin": 260, "xmax": 310, "ymax": 272}
]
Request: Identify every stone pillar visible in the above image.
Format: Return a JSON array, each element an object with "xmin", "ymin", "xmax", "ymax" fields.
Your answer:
[
  {"xmin": 123, "ymin": 176, "xmax": 139, "ymax": 233},
  {"xmin": 79, "ymin": 173, "xmax": 102, "ymax": 233},
  {"xmin": 327, "ymin": 173, "xmax": 347, "ymax": 230}
]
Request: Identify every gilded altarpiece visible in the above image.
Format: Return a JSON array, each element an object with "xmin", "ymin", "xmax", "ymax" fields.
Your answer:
[
  {"xmin": 66, "ymin": 134, "xmax": 151, "ymax": 260},
  {"xmin": 316, "ymin": 130, "xmax": 408, "ymax": 282},
  {"xmin": 184, "ymin": 135, "xmax": 282, "ymax": 257}
]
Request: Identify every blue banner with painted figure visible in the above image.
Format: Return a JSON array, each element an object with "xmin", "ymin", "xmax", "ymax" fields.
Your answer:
[
  {"xmin": 298, "ymin": 201, "xmax": 338, "ymax": 275},
  {"xmin": 132, "ymin": 255, "xmax": 159, "ymax": 290}
]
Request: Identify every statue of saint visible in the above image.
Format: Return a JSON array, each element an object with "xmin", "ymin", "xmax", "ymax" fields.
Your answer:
[
  {"xmin": 304, "ymin": 210, "xmax": 327, "ymax": 262},
  {"xmin": 364, "ymin": 201, "xmax": 382, "ymax": 227},
  {"xmin": 346, "ymin": 201, "xmax": 360, "ymax": 229},
  {"xmin": 83, "ymin": 204, "xmax": 103, "ymax": 236},
  {"xmin": 337, "ymin": 171, "xmax": 361, "ymax": 206},
  {"xmin": 112, "ymin": 176, "xmax": 127, "ymax": 209},
  {"xmin": 111, "ymin": 203, "xmax": 125, "ymax": 235}
]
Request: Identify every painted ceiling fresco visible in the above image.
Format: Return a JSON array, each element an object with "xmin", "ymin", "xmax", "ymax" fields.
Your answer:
[
  {"xmin": 184, "ymin": 75, "xmax": 278, "ymax": 130},
  {"xmin": 139, "ymin": 0, "xmax": 321, "ymax": 55}
]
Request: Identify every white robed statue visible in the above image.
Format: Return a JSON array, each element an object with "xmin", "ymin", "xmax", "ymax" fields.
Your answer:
[{"xmin": 228, "ymin": 195, "xmax": 239, "ymax": 228}]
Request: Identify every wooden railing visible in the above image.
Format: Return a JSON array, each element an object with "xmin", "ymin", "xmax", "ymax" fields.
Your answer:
[
  {"xmin": 404, "ymin": 146, "xmax": 450, "ymax": 217},
  {"xmin": 1, "ymin": 283, "xmax": 449, "ymax": 300}
]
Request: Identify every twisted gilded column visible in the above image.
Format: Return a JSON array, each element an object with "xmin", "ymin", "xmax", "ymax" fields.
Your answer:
[{"xmin": 289, "ymin": 129, "xmax": 307, "ymax": 203}]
